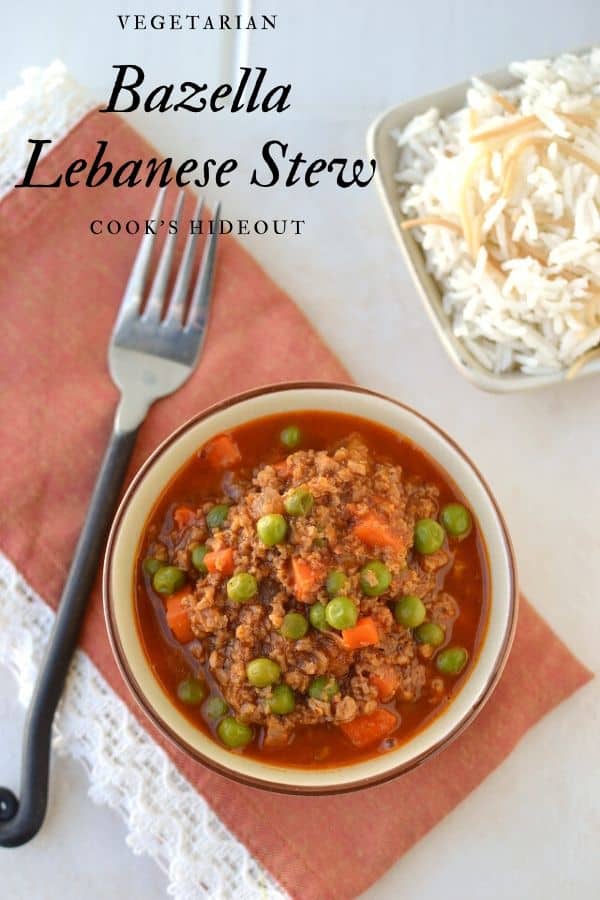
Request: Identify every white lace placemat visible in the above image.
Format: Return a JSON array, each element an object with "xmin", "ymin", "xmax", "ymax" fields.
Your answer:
[
  {"xmin": 0, "ymin": 61, "xmax": 287, "ymax": 900},
  {"xmin": 0, "ymin": 60, "xmax": 94, "ymax": 201}
]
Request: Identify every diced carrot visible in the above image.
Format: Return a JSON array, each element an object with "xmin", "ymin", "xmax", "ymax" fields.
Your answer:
[
  {"xmin": 291, "ymin": 557, "xmax": 323, "ymax": 602},
  {"xmin": 339, "ymin": 708, "xmax": 398, "ymax": 749},
  {"xmin": 202, "ymin": 434, "xmax": 242, "ymax": 469},
  {"xmin": 341, "ymin": 616, "xmax": 379, "ymax": 650},
  {"xmin": 166, "ymin": 590, "xmax": 195, "ymax": 643},
  {"xmin": 173, "ymin": 506, "xmax": 195, "ymax": 528},
  {"xmin": 369, "ymin": 667, "xmax": 399, "ymax": 702},
  {"xmin": 352, "ymin": 512, "xmax": 404, "ymax": 551},
  {"xmin": 204, "ymin": 547, "xmax": 235, "ymax": 576}
]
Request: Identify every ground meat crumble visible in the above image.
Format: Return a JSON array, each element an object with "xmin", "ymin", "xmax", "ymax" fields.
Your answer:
[{"xmin": 147, "ymin": 434, "xmax": 462, "ymax": 750}]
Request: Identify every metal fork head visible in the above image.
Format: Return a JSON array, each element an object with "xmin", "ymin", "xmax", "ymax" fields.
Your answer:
[{"xmin": 108, "ymin": 188, "xmax": 221, "ymax": 433}]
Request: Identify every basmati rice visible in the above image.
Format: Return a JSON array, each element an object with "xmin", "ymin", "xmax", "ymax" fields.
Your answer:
[{"xmin": 395, "ymin": 49, "xmax": 600, "ymax": 375}]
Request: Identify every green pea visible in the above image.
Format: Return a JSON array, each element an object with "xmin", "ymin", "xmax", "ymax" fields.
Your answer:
[
  {"xmin": 394, "ymin": 595, "xmax": 427, "ymax": 628},
  {"xmin": 280, "ymin": 425, "xmax": 301, "ymax": 449},
  {"xmin": 143, "ymin": 557, "xmax": 162, "ymax": 577},
  {"xmin": 359, "ymin": 560, "xmax": 392, "ymax": 597},
  {"xmin": 176, "ymin": 677, "xmax": 207, "ymax": 705},
  {"xmin": 436, "ymin": 646, "xmax": 469, "ymax": 675},
  {"xmin": 246, "ymin": 657, "xmax": 281, "ymax": 687},
  {"xmin": 415, "ymin": 621, "xmax": 445, "ymax": 647},
  {"xmin": 227, "ymin": 572, "xmax": 258, "ymax": 602},
  {"xmin": 152, "ymin": 565, "xmax": 186, "ymax": 596},
  {"xmin": 217, "ymin": 717, "xmax": 253, "ymax": 749},
  {"xmin": 284, "ymin": 487, "xmax": 314, "ymax": 517},
  {"xmin": 440, "ymin": 503, "xmax": 472, "ymax": 538},
  {"xmin": 326, "ymin": 570, "xmax": 348, "ymax": 597},
  {"xmin": 269, "ymin": 684, "xmax": 296, "ymax": 715},
  {"xmin": 205, "ymin": 696, "xmax": 228, "ymax": 719},
  {"xmin": 325, "ymin": 596, "xmax": 358, "ymax": 630},
  {"xmin": 206, "ymin": 504, "xmax": 229, "ymax": 530},
  {"xmin": 309, "ymin": 602, "xmax": 329, "ymax": 631},
  {"xmin": 414, "ymin": 518, "xmax": 445, "ymax": 555},
  {"xmin": 191, "ymin": 544, "xmax": 209, "ymax": 573},
  {"xmin": 308, "ymin": 675, "xmax": 340, "ymax": 702},
  {"xmin": 257, "ymin": 513, "xmax": 288, "ymax": 546},
  {"xmin": 280, "ymin": 611, "xmax": 309, "ymax": 640}
]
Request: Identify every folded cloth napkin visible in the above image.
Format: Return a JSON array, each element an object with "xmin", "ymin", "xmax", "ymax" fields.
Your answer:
[{"xmin": 0, "ymin": 108, "xmax": 592, "ymax": 900}]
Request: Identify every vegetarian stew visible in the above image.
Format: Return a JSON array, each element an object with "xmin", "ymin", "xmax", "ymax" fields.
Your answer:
[{"xmin": 135, "ymin": 411, "xmax": 489, "ymax": 767}]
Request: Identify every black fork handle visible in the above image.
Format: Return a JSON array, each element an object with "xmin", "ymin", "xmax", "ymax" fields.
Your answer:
[{"xmin": 0, "ymin": 424, "xmax": 138, "ymax": 847}]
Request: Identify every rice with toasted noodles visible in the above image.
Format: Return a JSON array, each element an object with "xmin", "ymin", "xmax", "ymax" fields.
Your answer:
[{"xmin": 394, "ymin": 49, "xmax": 600, "ymax": 375}]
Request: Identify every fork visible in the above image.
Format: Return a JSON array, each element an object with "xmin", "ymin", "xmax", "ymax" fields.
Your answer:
[{"xmin": 0, "ymin": 188, "xmax": 220, "ymax": 847}]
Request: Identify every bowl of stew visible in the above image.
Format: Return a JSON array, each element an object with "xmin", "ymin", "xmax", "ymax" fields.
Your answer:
[{"xmin": 104, "ymin": 383, "xmax": 517, "ymax": 794}]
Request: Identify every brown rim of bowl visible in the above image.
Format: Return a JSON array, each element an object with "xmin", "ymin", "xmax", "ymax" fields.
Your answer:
[{"xmin": 103, "ymin": 381, "xmax": 519, "ymax": 796}]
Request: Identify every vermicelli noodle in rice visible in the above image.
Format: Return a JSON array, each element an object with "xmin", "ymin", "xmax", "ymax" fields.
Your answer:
[{"xmin": 394, "ymin": 49, "xmax": 600, "ymax": 375}]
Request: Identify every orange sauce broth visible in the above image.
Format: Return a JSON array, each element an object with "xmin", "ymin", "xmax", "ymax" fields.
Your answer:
[{"xmin": 135, "ymin": 410, "xmax": 489, "ymax": 768}]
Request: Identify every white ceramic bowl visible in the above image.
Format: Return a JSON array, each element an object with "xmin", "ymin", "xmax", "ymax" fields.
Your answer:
[
  {"xmin": 104, "ymin": 383, "xmax": 518, "ymax": 794},
  {"xmin": 367, "ymin": 55, "xmax": 600, "ymax": 393}
]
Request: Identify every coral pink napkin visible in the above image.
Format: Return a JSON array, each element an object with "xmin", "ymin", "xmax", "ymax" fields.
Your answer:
[{"xmin": 0, "ymin": 111, "xmax": 591, "ymax": 900}]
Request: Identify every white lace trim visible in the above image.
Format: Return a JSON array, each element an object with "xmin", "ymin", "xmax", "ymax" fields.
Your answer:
[
  {"xmin": 0, "ymin": 551, "xmax": 287, "ymax": 900},
  {"xmin": 0, "ymin": 60, "xmax": 95, "ymax": 200}
]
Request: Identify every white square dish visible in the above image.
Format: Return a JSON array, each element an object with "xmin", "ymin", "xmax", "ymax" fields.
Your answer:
[{"xmin": 367, "ymin": 61, "xmax": 600, "ymax": 393}]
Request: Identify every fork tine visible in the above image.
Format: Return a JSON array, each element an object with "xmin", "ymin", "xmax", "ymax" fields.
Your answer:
[
  {"xmin": 113, "ymin": 187, "xmax": 167, "ymax": 330},
  {"xmin": 163, "ymin": 195, "xmax": 204, "ymax": 327},
  {"xmin": 185, "ymin": 202, "xmax": 221, "ymax": 333},
  {"xmin": 142, "ymin": 191, "xmax": 185, "ymax": 323}
]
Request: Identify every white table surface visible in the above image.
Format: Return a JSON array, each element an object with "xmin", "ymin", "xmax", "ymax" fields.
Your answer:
[{"xmin": 2, "ymin": 2, "xmax": 599, "ymax": 897}]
